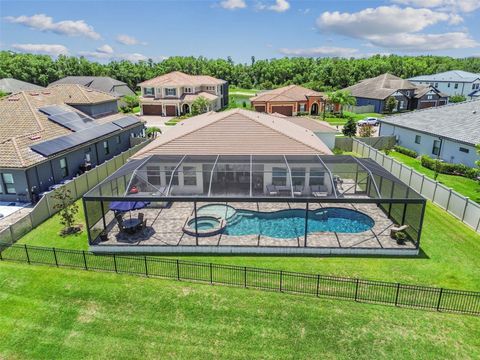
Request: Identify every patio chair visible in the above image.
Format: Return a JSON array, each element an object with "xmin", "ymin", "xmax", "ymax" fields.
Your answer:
[
  {"xmin": 311, "ymin": 185, "xmax": 328, "ymax": 197},
  {"xmin": 115, "ymin": 214, "xmax": 125, "ymax": 233},
  {"xmin": 390, "ymin": 224, "xmax": 409, "ymax": 238},
  {"xmin": 293, "ymin": 185, "xmax": 304, "ymax": 197},
  {"xmin": 266, "ymin": 184, "xmax": 278, "ymax": 196},
  {"xmin": 136, "ymin": 213, "xmax": 145, "ymax": 230}
]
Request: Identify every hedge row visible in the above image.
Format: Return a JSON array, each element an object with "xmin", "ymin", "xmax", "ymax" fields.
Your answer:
[
  {"xmin": 421, "ymin": 155, "xmax": 480, "ymax": 179},
  {"xmin": 393, "ymin": 145, "xmax": 418, "ymax": 158}
]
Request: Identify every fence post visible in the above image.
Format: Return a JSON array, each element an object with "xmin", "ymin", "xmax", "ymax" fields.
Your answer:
[
  {"xmin": 24, "ymin": 244, "xmax": 30, "ymax": 264},
  {"xmin": 354, "ymin": 278, "xmax": 359, "ymax": 301},
  {"xmin": 316, "ymin": 274, "xmax": 320, "ymax": 297},
  {"xmin": 176, "ymin": 259, "xmax": 180, "ymax": 280},
  {"xmin": 279, "ymin": 270, "xmax": 283, "ymax": 292},
  {"xmin": 446, "ymin": 189, "xmax": 452, "ymax": 211},
  {"xmin": 244, "ymin": 266, "xmax": 247, "ymax": 288},
  {"xmin": 461, "ymin": 198, "xmax": 469, "ymax": 221},
  {"xmin": 395, "ymin": 283, "xmax": 400, "ymax": 306},
  {"xmin": 209, "ymin": 263, "xmax": 213, "ymax": 285},
  {"xmin": 144, "ymin": 256, "xmax": 148, "ymax": 277},
  {"xmin": 83, "ymin": 250, "xmax": 88, "ymax": 270},
  {"xmin": 436, "ymin": 288, "xmax": 444, "ymax": 311},
  {"xmin": 113, "ymin": 254, "xmax": 118, "ymax": 273},
  {"xmin": 419, "ymin": 175, "xmax": 425, "ymax": 194},
  {"xmin": 53, "ymin": 247, "xmax": 58, "ymax": 267}
]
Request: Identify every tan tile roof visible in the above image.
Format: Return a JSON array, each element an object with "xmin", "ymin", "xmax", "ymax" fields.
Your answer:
[
  {"xmin": 250, "ymin": 85, "xmax": 324, "ymax": 103},
  {"xmin": 138, "ymin": 71, "xmax": 226, "ymax": 87},
  {"xmin": 283, "ymin": 116, "xmax": 338, "ymax": 133},
  {"xmin": 133, "ymin": 109, "xmax": 332, "ymax": 158},
  {"xmin": 344, "ymin": 73, "xmax": 417, "ymax": 100},
  {"xmin": 182, "ymin": 92, "xmax": 219, "ymax": 101},
  {"xmin": 0, "ymin": 85, "xmax": 123, "ymax": 168}
]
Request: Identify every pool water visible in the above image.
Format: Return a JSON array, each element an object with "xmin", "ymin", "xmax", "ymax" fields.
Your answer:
[
  {"xmin": 224, "ymin": 208, "xmax": 374, "ymax": 238},
  {"xmin": 197, "ymin": 204, "xmax": 237, "ymax": 220},
  {"xmin": 188, "ymin": 217, "xmax": 220, "ymax": 231}
]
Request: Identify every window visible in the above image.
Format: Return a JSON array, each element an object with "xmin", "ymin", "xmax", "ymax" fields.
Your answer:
[
  {"xmin": 205, "ymin": 86, "xmax": 215, "ymax": 91},
  {"xmin": 184, "ymin": 87, "xmax": 193, "ymax": 94},
  {"xmin": 143, "ymin": 87, "xmax": 154, "ymax": 96},
  {"xmin": 103, "ymin": 140, "xmax": 110, "ymax": 155},
  {"xmin": 165, "ymin": 166, "xmax": 179, "ymax": 186},
  {"xmin": 459, "ymin": 147, "xmax": 470, "ymax": 154},
  {"xmin": 291, "ymin": 168, "xmax": 306, "ymax": 186},
  {"xmin": 165, "ymin": 88, "xmax": 176, "ymax": 96},
  {"xmin": 427, "ymin": 95, "xmax": 433, "ymax": 100},
  {"xmin": 435, "ymin": 83, "xmax": 438, "ymax": 87},
  {"xmin": 2, "ymin": 173, "xmax": 15, "ymax": 194},
  {"xmin": 146, "ymin": 165, "xmax": 161, "ymax": 185},
  {"xmin": 432, "ymin": 140, "xmax": 441, "ymax": 156},
  {"xmin": 298, "ymin": 104, "xmax": 306, "ymax": 112},
  {"xmin": 415, "ymin": 135, "xmax": 421, "ymax": 144},
  {"xmin": 309, "ymin": 168, "xmax": 325, "ymax": 186},
  {"xmin": 116, "ymin": 135, "xmax": 121, "ymax": 144},
  {"xmin": 85, "ymin": 147, "xmax": 91, "ymax": 162},
  {"xmin": 272, "ymin": 167, "xmax": 287, "ymax": 186},
  {"xmin": 454, "ymin": 83, "xmax": 459, "ymax": 89},
  {"xmin": 59, "ymin": 158, "xmax": 68, "ymax": 178},
  {"xmin": 447, "ymin": 83, "xmax": 451, "ymax": 87},
  {"xmin": 399, "ymin": 100, "xmax": 404, "ymax": 108},
  {"xmin": 183, "ymin": 166, "xmax": 197, "ymax": 186}
]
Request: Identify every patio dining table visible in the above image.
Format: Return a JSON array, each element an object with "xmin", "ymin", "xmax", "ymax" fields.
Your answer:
[{"xmin": 123, "ymin": 218, "xmax": 141, "ymax": 233}]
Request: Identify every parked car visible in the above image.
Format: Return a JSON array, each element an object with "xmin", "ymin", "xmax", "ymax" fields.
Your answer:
[{"xmin": 358, "ymin": 117, "xmax": 380, "ymax": 126}]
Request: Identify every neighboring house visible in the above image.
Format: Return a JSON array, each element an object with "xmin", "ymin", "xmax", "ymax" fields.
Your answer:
[
  {"xmin": 409, "ymin": 70, "xmax": 480, "ymax": 97},
  {"xmin": 379, "ymin": 100, "xmax": 480, "ymax": 168},
  {"xmin": 137, "ymin": 71, "xmax": 228, "ymax": 116},
  {"xmin": 271, "ymin": 113, "xmax": 338, "ymax": 149},
  {"xmin": 345, "ymin": 73, "xmax": 448, "ymax": 113},
  {"xmin": 49, "ymin": 76, "xmax": 135, "ymax": 98},
  {"xmin": 250, "ymin": 85, "xmax": 339, "ymax": 116},
  {"xmin": 468, "ymin": 89, "xmax": 480, "ymax": 100},
  {"xmin": 0, "ymin": 78, "xmax": 44, "ymax": 94},
  {"xmin": 0, "ymin": 84, "xmax": 145, "ymax": 202}
]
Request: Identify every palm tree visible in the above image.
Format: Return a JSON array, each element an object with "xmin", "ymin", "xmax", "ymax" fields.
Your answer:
[{"xmin": 326, "ymin": 90, "xmax": 356, "ymax": 117}]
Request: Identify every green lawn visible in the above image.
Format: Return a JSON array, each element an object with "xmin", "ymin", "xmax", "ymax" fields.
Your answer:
[
  {"xmin": 387, "ymin": 151, "xmax": 480, "ymax": 203},
  {"xmin": 229, "ymin": 87, "xmax": 259, "ymax": 96},
  {"xmin": 319, "ymin": 112, "xmax": 384, "ymax": 126},
  {"xmin": 0, "ymin": 261, "xmax": 479, "ymax": 359},
  {"xmin": 17, "ymin": 201, "xmax": 480, "ymax": 291}
]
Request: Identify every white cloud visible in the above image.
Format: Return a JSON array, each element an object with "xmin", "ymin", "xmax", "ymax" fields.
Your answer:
[
  {"xmin": 118, "ymin": 53, "xmax": 148, "ymax": 62},
  {"xmin": 219, "ymin": 0, "xmax": 246, "ymax": 9},
  {"xmin": 393, "ymin": 0, "xmax": 480, "ymax": 13},
  {"xmin": 5, "ymin": 14, "xmax": 100, "ymax": 39},
  {"xmin": 97, "ymin": 44, "xmax": 114, "ymax": 54},
  {"xmin": 368, "ymin": 32, "xmax": 479, "ymax": 51},
  {"xmin": 79, "ymin": 50, "xmax": 150, "ymax": 62},
  {"xmin": 116, "ymin": 34, "xmax": 147, "ymax": 46},
  {"xmin": 269, "ymin": 0, "xmax": 290, "ymax": 12},
  {"xmin": 317, "ymin": 6, "xmax": 458, "ymax": 37},
  {"xmin": 279, "ymin": 46, "xmax": 359, "ymax": 57},
  {"xmin": 11, "ymin": 43, "xmax": 69, "ymax": 56}
]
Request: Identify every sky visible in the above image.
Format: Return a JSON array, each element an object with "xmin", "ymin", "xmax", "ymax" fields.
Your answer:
[{"xmin": 0, "ymin": 0, "xmax": 479, "ymax": 63}]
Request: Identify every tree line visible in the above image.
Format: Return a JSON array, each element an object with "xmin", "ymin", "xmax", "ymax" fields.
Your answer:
[{"xmin": 1, "ymin": 51, "xmax": 480, "ymax": 91}]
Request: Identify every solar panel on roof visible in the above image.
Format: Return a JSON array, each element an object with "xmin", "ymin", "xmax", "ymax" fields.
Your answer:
[
  {"xmin": 48, "ymin": 111, "xmax": 94, "ymax": 131},
  {"xmin": 30, "ymin": 123, "xmax": 121, "ymax": 157},
  {"xmin": 112, "ymin": 116, "xmax": 140, "ymax": 128},
  {"xmin": 38, "ymin": 105, "xmax": 68, "ymax": 116}
]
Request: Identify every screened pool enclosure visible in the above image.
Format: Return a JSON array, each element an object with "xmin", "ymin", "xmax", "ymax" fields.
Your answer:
[{"xmin": 83, "ymin": 155, "xmax": 426, "ymax": 255}]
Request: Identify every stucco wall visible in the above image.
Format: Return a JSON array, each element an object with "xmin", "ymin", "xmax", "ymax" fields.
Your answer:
[{"xmin": 72, "ymin": 100, "xmax": 118, "ymax": 118}]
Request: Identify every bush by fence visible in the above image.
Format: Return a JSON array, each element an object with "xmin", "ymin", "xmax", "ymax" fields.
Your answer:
[
  {"xmin": 421, "ymin": 155, "xmax": 480, "ymax": 179},
  {"xmin": 335, "ymin": 135, "xmax": 396, "ymax": 153},
  {"xmin": 0, "ymin": 141, "xmax": 150, "ymax": 246},
  {"xmin": 352, "ymin": 139, "xmax": 480, "ymax": 233},
  {"xmin": 0, "ymin": 243, "xmax": 478, "ymax": 316},
  {"xmin": 394, "ymin": 145, "xmax": 418, "ymax": 158}
]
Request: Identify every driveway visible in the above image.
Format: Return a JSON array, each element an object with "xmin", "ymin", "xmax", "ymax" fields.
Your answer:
[{"xmin": 140, "ymin": 115, "xmax": 174, "ymax": 133}]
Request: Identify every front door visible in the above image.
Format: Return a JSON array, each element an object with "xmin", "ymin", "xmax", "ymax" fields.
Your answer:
[
  {"xmin": 165, "ymin": 105, "xmax": 176, "ymax": 116},
  {"xmin": 311, "ymin": 103, "xmax": 319, "ymax": 115}
]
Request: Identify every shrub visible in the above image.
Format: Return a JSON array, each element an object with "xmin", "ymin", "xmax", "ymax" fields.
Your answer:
[
  {"xmin": 332, "ymin": 147, "xmax": 344, "ymax": 155},
  {"xmin": 449, "ymin": 95, "xmax": 466, "ymax": 103},
  {"xmin": 420, "ymin": 155, "xmax": 480, "ymax": 179},
  {"xmin": 342, "ymin": 118, "xmax": 357, "ymax": 137},
  {"xmin": 393, "ymin": 145, "xmax": 418, "ymax": 158}
]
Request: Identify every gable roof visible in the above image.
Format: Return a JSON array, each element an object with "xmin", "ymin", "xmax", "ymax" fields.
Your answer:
[
  {"xmin": 379, "ymin": 99, "xmax": 480, "ymax": 146},
  {"xmin": 49, "ymin": 76, "xmax": 134, "ymax": 97},
  {"xmin": 250, "ymin": 85, "xmax": 323, "ymax": 103},
  {"xmin": 409, "ymin": 70, "xmax": 480, "ymax": 83},
  {"xmin": 0, "ymin": 78, "xmax": 44, "ymax": 94},
  {"xmin": 133, "ymin": 109, "xmax": 332, "ymax": 158},
  {"xmin": 0, "ymin": 84, "xmax": 132, "ymax": 168},
  {"xmin": 138, "ymin": 71, "xmax": 226, "ymax": 87},
  {"xmin": 345, "ymin": 73, "xmax": 417, "ymax": 100},
  {"xmin": 282, "ymin": 116, "xmax": 337, "ymax": 133},
  {"xmin": 413, "ymin": 85, "xmax": 448, "ymax": 99}
]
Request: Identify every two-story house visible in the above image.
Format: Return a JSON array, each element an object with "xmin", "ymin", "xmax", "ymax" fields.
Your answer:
[
  {"xmin": 409, "ymin": 70, "xmax": 480, "ymax": 98},
  {"xmin": 138, "ymin": 71, "xmax": 228, "ymax": 116}
]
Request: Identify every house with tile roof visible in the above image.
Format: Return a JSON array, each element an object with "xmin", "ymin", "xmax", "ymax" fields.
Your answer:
[
  {"xmin": 379, "ymin": 99, "xmax": 480, "ymax": 167},
  {"xmin": 0, "ymin": 78, "xmax": 45, "ymax": 95},
  {"xmin": 250, "ymin": 85, "xmax": 339, "ymax": 116},
  {"xmin": 345, "ymin": 73, "xmax": 448, "ymax": 113},
  {"xmin": 409, "ymin": 70, "xmax": 480, "ymax": 98},
  {"xmin": 0, "ymin": 84, "xmax": 145, "ymax": 202},
  {"xmin": 49, "ymin": 76, "xmax": 135, "ymax": 98},
  {"xmin": 137, "ymin": 71, "xmax": 228, "ymax": 116}
]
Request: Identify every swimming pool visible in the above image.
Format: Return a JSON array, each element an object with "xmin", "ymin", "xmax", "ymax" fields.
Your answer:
[{"xmin": 196, "ymin": 204, "xmax": 375, "ymax": 239}]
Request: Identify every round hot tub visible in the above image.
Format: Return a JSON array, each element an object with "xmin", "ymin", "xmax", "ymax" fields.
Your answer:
[{"xmin": 183, "ymin": 216, "xmax": 226, "ymax": 237}]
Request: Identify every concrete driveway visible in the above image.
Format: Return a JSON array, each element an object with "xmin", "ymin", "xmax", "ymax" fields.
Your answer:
[{"xmin": 140, "ymin": 115, "xmax": 174, "ymax": 133}]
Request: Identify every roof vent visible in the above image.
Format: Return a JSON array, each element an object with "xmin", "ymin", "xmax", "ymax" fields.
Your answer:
[
  {"xmin": 8, "ymin": 98, "xmax": 20, "ymax": 101},
  {"xmin": 41, "ymin": 91, "xmax": 51, "ymax": 95},
  {"xmin": 29, "ymin": 135, "xmax": 42, "ymax": 141},
  {"xmin": 473, "ymin": 110, "xmax": 477, "ymax": 114},
  {"xmin": 29, "ymin": 92, "xmax": 39, "ymax": 96}
]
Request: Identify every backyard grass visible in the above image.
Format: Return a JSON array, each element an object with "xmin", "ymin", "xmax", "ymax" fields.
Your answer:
[
  {"xmin": 229, "ymin": 87, "xmax": 259, "ymax": 96},
  {"xmin": 0, "ymin": 261, "xmax": 479, "ymax": 360},
  {"xmin": 387, "ymin": 150, "xmax": 480, "ymax": 203},
  {"xmin": 319, "ymin": 112, "xmax": 383, "ymax": 126},
  {"xmin": 17, "ymin": 201, "xmax": 480, "ymax": 291}
]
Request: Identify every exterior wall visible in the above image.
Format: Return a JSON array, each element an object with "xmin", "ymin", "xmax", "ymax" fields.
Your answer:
[
  {"xmin": 355, "ymin": 97, "xmax": 384, "ymax": 113},
  {"xmin": 72, "ymin": 100, "xmax": 118, "ymax": 118},
  {"xmin": 414, "ymin": 92, "xmax": 448, "ymax": 109},
  {"xmin": 0, "ymin": 169, "xmax": 29, "ymax": 202},
  {"xmin": 379, "ymin": 123, "xmax": 479, "ymax": 167},
  {"xmin": 392, "ymin": 92, "xmax": 410, "ymax": 111},
  {"xmin": 410, "ymin": 79, "xmax": 480, "ymax": 97}
]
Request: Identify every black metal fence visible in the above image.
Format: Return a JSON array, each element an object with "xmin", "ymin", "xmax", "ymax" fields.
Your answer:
[{"xmin": 1, "ymin": 244, "xmax": 479, "ymax": 316}]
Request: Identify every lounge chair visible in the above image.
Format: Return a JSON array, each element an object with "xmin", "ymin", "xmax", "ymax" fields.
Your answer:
[
  {"xmin": 293, "ymin": 185, "xmax": 304, "ymax": 197},
  {"xmin": 267, "ymin": 184, "xmax": 278, "ymax": 196},
  {"xmin": 390, "ymin": 224, "xmax": 409, "ymax": 238},
  {"xmin": 311, "ymin": 185, "xmax": 328, "ymax": 197}
]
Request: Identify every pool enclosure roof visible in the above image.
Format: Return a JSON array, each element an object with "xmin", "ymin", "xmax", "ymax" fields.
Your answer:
[{"xmin": 84, "ymin": 154, "xmax": 425, "ymax": 202}]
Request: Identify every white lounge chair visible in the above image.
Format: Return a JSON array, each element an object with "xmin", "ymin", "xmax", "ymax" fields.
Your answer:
[{"xmin": 390, "ymin": 224, "xmax": 409, "ymax": 238}]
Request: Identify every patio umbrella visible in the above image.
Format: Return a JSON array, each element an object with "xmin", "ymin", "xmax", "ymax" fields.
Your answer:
[{"xmin": 109, "ymin": 201, "xmax": 150, "ymax": 219}]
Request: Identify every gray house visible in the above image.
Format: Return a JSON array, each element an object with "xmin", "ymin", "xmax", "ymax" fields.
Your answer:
[
  {"xmin": 409, "ymin": 70, "xmax": 480, "ymax": 98},
  {"xmin": 49, "ymin": 76, "xmax": 135, "ymax": 98},
  {"xmin": 379, "ymin": 100, "xmax": 480, "ymax": 167},
  {"xmin": 0, "ymin": 78, "xmax": 44, "ymax": 94},
  {"xmin": 0, "ymin": 84, "xmax": 145, "ymax": 203}
]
